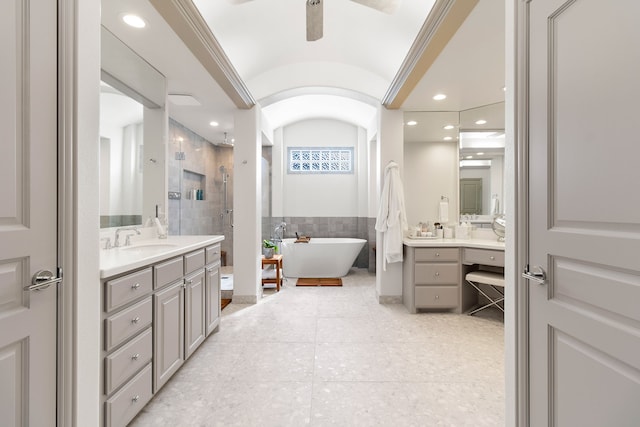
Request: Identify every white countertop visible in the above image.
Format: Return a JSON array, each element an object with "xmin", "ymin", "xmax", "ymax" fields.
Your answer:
[
  {"xmin": 403, "ymin": 237, "xmax": 505, "ymax": 250},
  {"xmin": 100, "ymin": 235, "xmax": 224, "ymax": 278}
]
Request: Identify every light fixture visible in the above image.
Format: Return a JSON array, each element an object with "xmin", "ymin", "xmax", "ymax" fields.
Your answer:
[
  {"xmin": 406, "ymin": 120, "xmax": 418, "ymax": 126},
  {"xmin": 465, "ymin": 155, "xmax": 473, "ymax": 159},
  {"xmin": 433, "ymin": 94, "xmax": 447, "ymax": 101},
  {"xmin": 443, "ymin": 124, "xmax": 455, "ymax": 130},
  {"xmin": 209, "ymin": 121, "xmax": 219, "ymax": 127},
  {"xmin": 475, "ymin": 119, "xmax": 487, "ymax": 125},
  {"xmin": 122, "ymin": 14, "xmax": 146, "ymax": 28},
  {"xmin": 444, "ymin": 136, "xmax": 453, "ymax": 141},
  {"xmin": 477, "ymin": 152, "xmax": 485, "ymax": 156}
]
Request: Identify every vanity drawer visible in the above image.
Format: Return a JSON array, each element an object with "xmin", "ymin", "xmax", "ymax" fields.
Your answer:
[
  {"xmin": 463, "ymin": 248, "xmax": 504, "ymax": 267},
  {"xmin": 205, "ymin": 244, "xmax": 221, "ymax": 265},
  {"xmin": 414, "ymin": 248, "xmax": 459, "ymax": 262},
  {"xmin": 154, "ymin": 256, "xmax": 184, "ymax": 289},
  {"xmin": 105, "ymin": 268, "xmax": 152, "ymax": 312},
  {"xmin": 105, "ymin": 297, "xmax": 152, "ymax": 351},
  {"xmin": 184, "ymin": 249, "xmax": 205, "ymax": 275},
  {"xmin": 104, "ymin": 328, "xmax": 152, "ymax": 395},
  {"xmin": 415, "ymin": 286, "xmax": 458, "ymax": 309},
  {"xmin": 415, "ymin": 263, "xmax": 459, "ymax": 285},
  {"xmin": 104, "ymin": 363, "xmax": 152, "ymax": 427}
]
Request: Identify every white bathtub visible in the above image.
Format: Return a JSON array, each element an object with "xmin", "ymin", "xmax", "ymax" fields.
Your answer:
[{"xmin": 280, "ymin": 237, "xmax": 366, "ymax": 278}]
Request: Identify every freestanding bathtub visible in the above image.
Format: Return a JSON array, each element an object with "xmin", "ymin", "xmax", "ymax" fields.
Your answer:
[{"xmin": 280, "ymin": 237, "xmax": 366, "ymax": 278}]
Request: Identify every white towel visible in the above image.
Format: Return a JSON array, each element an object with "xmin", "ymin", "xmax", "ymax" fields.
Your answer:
[
  {"xmin": 439, "ymin": 201, "xmax": 449, "ymax": 223},
  {"xmin": 375, "ymin": 161, "xmax": 407, "ymax": 270},
  {"xmin": 491, "ymin": 197, "xmax": 500, "ymax": 215}
]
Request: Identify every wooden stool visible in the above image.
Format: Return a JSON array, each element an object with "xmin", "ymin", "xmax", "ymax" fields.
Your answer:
[{"xmin": 261, "ymin": 254, "xmax": 283, "ymax": 292}]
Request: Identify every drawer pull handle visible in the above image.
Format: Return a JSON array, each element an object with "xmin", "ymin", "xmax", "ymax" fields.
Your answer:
[
  {"xmin": 435, "ymin": 253, "xmax": 440, "ymax": 257},
  {"xmin": 490, "ymin": 256, "xmax": 495, "ymax": 260},
  {"xmin": 435, "ymin": 272, "xmax": 440, "ymax": 277},
  {"xmin": 131, "ymin": 283, "xmax": 141, "ymax": 290},
  {"xmin": 186, "ymin": 279, "xmax": 193, "ymax": 285},
  {"xmin": 132, "ymin": 395, "xmax": 140, "ymax": 403},
  {"xmin": 131, "ymin": 353, "xmax": 140, "ymax": 361},
  {"xmin": 434, "ymin": 295, "xmax": 440, "ymax": 300},
  {"xmin": 207, "ymin": 268, "xmax": 214, "ymax": 273},
  {"xmin": 131, "ymin": 316, "xmax": 140, "ymax": 324}
]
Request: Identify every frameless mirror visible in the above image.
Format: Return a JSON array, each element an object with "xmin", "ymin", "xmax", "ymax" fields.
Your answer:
[
  {"xmin": 459, "ymin": 102, "xmax": 505, "ymax": 217},
  {"xmin": 99, "ymin": 82, "xmax": 144, "ymax": 227},
  {"xmin": 403, "ymin": 101, "xmax": 505, "ymax": 226},
  {"xmin": 99, "ymin": 26, "xmax": 167, "ymax": 228}
]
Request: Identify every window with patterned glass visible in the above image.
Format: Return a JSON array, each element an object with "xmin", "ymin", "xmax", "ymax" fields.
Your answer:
[{"xmin": 287, "ymin": 147, "xmax": 354, "ymax": 174}]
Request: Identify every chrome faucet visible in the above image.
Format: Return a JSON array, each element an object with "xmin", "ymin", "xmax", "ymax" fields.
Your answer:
[{"xmin": 114, "ymin": 227, "xmax": 141, "ymax": 247}]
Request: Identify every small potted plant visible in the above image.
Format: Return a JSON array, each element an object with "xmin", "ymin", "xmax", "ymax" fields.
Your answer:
[{"xmin": 262, "ymin": 239, "xmax": 278, "ymax": 259}]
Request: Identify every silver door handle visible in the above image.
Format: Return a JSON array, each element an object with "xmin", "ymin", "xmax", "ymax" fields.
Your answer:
[
  {"xmin": 29, "ymin": 269, "xmax": 62, "ymax": 291},
  {"xmin": 522, "ymin": 265, "xmax": 546, "ymax": 285}
]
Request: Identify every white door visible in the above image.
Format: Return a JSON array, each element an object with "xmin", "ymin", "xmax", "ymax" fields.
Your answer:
[
  {"xmin": 526, "ymin": 0, "xmax": 640, "ymax": 425},
  {"xmin": 0, "ymin": 1, "xmax": 58, "ymax": 426}
]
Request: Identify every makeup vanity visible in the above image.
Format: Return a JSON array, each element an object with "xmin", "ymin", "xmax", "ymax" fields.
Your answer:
[{"xmin": 402, "ymin": 238, "xmax": 505, "ymax": 314}]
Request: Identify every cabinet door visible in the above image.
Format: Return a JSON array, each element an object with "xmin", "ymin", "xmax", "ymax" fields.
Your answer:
[
  {"xmin": 205, "ymin": 261, "xmax": 221, "ymax": 337},
  {"xmin": 185, "ymin": 269, "xmax": 206, "ymax": 359},
  {"xmin": 153, "ymin": 281, "xmax": 184, "ymax": 392}
]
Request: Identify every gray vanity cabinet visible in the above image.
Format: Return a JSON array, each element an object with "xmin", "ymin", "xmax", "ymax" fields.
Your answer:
[
  {"xmin": 153, "ymin": 280, "xmax": 184, "ymax": 392},
  {"xmin": 403, "ymin": 246, "xmax": 462, "ymax": 313},
  {"xmin": 184, "ymin": 269, "xmax": 206, "ymax": 359},
  {"xmin": 101, "ymin": 239, "xmax": 223, "ymax": 426},
  {"xmin": 205, "ymin": 244, "xmax": 222, "ymax": 336}
]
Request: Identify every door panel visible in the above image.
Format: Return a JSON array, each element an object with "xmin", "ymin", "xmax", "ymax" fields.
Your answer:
[
  {"xmin": 0, "ymin": 0, "xmax": 58, "ymax": 425},
  {"xmin": 527, "ymin": 0, "xmax": 640, "ymax": 424}
]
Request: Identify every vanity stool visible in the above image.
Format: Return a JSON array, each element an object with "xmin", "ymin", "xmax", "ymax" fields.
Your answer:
[{"xmin": 465, "ymin": 270, "xmax": 505, "ymax": 315}]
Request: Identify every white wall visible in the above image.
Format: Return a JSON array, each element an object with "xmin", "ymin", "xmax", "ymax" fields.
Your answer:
[
  {"xmin": 404, "ymin": 140, "xmax": 459, "ymax": 227},
  {"xmin": 280, "ymin": 119, "xmax": 360, "ymax": 217}
]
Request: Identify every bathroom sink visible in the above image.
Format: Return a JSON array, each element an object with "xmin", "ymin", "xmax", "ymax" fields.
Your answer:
[{"xmin": 120, "ymin": 243, "xmax": 178, "ymax": 252}]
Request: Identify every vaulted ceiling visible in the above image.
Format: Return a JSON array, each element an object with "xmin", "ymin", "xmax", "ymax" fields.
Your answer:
[{"xmin": 100, "ymin": 0, "xmax": 505, "ymax": 143}]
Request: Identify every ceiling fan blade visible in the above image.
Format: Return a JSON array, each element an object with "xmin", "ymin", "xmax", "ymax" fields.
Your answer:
[
  {"xmin": 349, "ymin": 0, "xmax": 399, "ymax": 14},
  {"xmin": 306, "ymin": 0, "xmax": 323, "ymax": 41}
]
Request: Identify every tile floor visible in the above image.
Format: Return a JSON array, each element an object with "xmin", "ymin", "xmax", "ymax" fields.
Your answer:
[{"xmin": 129, "ymin": 268, "xmax": 505, "ymax": 427}]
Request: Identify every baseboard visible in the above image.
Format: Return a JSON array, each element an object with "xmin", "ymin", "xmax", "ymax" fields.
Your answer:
[
  {"xmin": 231, "ymin": 295, "xmax": 257, "ymax": 304},
  {"xmin": 378, "ymin": 295, "xmax": 402, "ymax": 304}
]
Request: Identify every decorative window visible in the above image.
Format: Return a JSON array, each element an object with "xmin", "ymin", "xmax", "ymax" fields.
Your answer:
[{"xmin": 288, "ymin": 147, "xmax": 354, "ymax": 174}]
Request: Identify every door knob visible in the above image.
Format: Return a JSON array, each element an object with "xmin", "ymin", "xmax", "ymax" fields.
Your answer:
[
  {"xmin": 522, "ymin": 265, "xmax": 546, "ymax": 285},
  {"xmin": 29, "ymin": 269, "xmax": 62, "ymax": 291}
]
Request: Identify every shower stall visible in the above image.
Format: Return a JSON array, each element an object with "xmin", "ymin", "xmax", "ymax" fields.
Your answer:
[{"xmin": 168, "ymin": 119, "xmax": 234, "ymax": 265}]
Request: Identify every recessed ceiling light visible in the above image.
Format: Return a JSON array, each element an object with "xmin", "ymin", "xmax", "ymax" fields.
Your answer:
[
  {"xmin": 443, "ymin": 125, "xmax": 455, "ymax": 130},
  {"xmin": 465, "ymin": 155, "xmax": 473, "ymax": 159},
  {"xmin": 477, "ymin": 152, "xmax": 485, "ymax": 156},
  {"xmin": 122, "ymin": 14, "xmax": 146, "ymax": 28},
  {"xmin": 209, "ymin": 121, "xmax": 219, "ymax": 127},
  {"xmin": 502, "ymin": 86, "xmax": 507, "ymax": 91},
  {"xmin": 406, "ymin": 120, "xmax": 418, "ymax": 126},
  {"xmin": 433, "ymin": 94, "xmax": 447, "ymax": 101},
  {"xmin": 444, "ymin": 136, "xmax": 453, "ymax": 141},
  {"xmin": 475, "ymin": 119, "xmax": 487, "ymax": 125}
]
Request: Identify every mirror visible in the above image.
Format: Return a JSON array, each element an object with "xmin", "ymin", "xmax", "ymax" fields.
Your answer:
[
  {"xmin": 99, "ymin": 26, "xmax": 167, "ymax": 228},
  {"xmin": 403, "ymin": 101, "xmax": 505, "ymax": 227},
  {"xmin": 99, "ymin": 82, "xmax": 144, "ymax": 227},
  {"xmin": 459, "ymin": 102, "xmax": 505, "ymax": 218}
]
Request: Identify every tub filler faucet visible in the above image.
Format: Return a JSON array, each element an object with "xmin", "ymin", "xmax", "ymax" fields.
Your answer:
[{"xmin": 273, "ymin": 222, "xmax": 286, "ymax": 243}]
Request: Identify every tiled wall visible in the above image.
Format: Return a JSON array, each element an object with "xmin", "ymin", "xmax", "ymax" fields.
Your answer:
[
  {"xmin": 168, "ymin": 119, "xmax": 234, "ymax": 265},
  {"xmin": 265, "ymin": 216, "xmax": 377, "ymax": 272}
]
